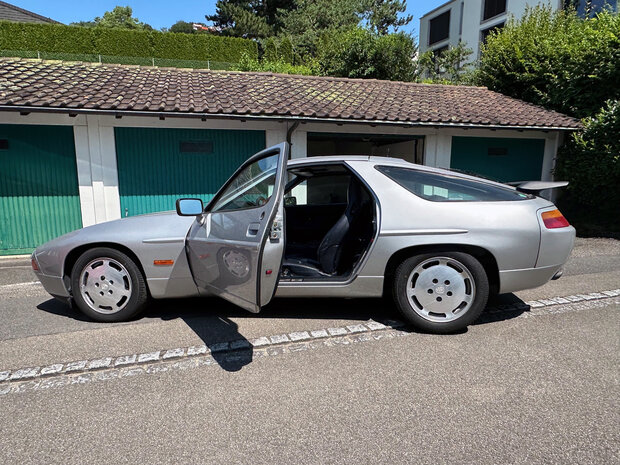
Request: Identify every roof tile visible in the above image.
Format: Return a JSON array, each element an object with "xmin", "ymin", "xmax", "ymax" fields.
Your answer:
[{"xmin": 0, "ymin": 58, "xmax": 580, "ymax": 129}]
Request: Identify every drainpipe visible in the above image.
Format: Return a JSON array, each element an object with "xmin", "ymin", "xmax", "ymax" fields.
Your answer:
[{"xmin": 286, "ymin": 121, "xmax": 300, "ymax": 159}]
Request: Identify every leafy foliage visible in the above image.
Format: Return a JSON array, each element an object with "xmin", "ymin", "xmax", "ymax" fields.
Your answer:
[
  {"xmin": 317, "ymin": 27, "xmax": 416, "ymax": 81},
  {"xmin": 361, "ymin": 0, "xmax": 412, "ymax": 34},
  {"xmin": 555, "ymin": 101, "xmax": 620, "ymax": 234},
  {"xmin": 261, "ymin": 36, "xmax": 296, "ymax": 64},
  {"xmin": 207, "ymin": 0, "xmax": 412, "ymax": 59},
  {"xmin": 476, "ymin": 6, "xmax": 620, "ymax": 119},
  {"xmin": 235, "ymin": 51, "xmax": 316, "ymax": 75},
  {"xmin": 279, "ymin": 0, "xmax": 364, "ymax": 57},
  {"xmin": 206, "ymin": 0, "xmax": 292, "ymax": 38},
  {"xmin": 417, "ymin": 42, "xmax": 474, "ymax": 84},
  {"xmin": 70, "ymin": 6, "xmax": 152, "ymax": 30},
  {"xmin": 0, "ymin": 20, "xmax": 257, "ymax": 63},
  {"xmin": 169, "ymin": 21, "xmax": 195, "ymax": 34}
]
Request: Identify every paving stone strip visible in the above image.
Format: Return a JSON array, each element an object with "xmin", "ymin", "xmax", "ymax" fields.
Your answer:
[{"xmin": 0, "ymin": 289, "xmax": 618, "ymax": 389}]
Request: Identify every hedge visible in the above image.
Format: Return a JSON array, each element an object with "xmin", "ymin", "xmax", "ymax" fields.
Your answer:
[{"xmin": 0, "ymin": 21, "xmax": 257, "ymax": 63}]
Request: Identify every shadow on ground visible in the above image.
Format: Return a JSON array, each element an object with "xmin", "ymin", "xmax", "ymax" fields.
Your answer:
[{"xmin": 37, "ymin": 293, "xmax": 530, "ymax": 370}]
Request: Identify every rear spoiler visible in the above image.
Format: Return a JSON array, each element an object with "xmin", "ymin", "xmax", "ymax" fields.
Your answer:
[{"xmin": 507, "ymin": 181, "xmax": 569, "ymax": 196}]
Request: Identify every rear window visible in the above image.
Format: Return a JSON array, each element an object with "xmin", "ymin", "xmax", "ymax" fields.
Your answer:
[{"xmin": 376, "ymin": 166, "xmax": 530, "ymax": 202}]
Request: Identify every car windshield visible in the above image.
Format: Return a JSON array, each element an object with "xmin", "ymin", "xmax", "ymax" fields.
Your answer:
[{"xmin": 376, "ymin": 165, "xmax": 531, "ymax": 202}]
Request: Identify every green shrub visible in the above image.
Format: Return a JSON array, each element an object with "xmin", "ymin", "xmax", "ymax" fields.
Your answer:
[
  {"xmin": 93, "ymin": 27, "xmax": 153, "ymax": 57},
  {"xmin": 0, "ymin": 20, "xmax": 257, "ymax": 63},
  {"xmin": 152, "ymin": 31, "xmax": 196, "ymax": 60},
  {"xmin": 236, "ymin": 51, "xmax": 316, "ymax": 75},
  {"xmin": 555, "ymin": 100, "xmax": 620, "ymax": 235},
  {"xmin": 317, "ymin": 27, "xmax": 417, "ymax": 81},
  {"xmin": 476, "ymin": 7, "xmax": 620, "ymax": 119},
  {"xmin": 262, "ymin": 37, "xmax": 278, "ymax": 62},
  {"xmin": 278, "ymin": 37, "xmax": 294, "ymax": 64},
  {"xmin": 205, "ymin": 34, "xmax": 257, "ymax": 62}
]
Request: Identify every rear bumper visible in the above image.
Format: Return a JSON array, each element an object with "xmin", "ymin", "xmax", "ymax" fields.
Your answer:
[
  {"xmin": 499, "ymin": 264, "xmax": 563, "ymax": 294},
  {"xmin": 34, "ymin": 271, "xmax": 70, "ymax": 298}
]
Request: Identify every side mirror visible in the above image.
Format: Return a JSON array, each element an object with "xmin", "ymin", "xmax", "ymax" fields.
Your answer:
[
  {"xmin": 284, "ymin": 196, "xmax": 297, "ymax": 207},
  {"xmin": 176, "ymin": 198, "xmax": 204, "ymax": 216}
]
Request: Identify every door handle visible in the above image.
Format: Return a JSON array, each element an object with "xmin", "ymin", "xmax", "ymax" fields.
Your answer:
[{"xmin": 247, "ymin": 222, "xmax": 261, "ymax": 236}]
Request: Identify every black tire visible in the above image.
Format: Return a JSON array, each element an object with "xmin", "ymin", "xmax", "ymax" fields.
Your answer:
[
  {"xmin": 392, "ymin": 251, "xmax": 489, "ymax": 334},
  {"xmin": 70, "ymin": 247, "xmax": 148, "ymax": 322}
]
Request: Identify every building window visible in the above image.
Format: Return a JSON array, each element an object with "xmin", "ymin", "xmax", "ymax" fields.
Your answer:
[
  {"xmin": 429, "ymin": 11, "xmax": 450, "ymax": 45},
  {"xmin": 482, "ymin": 0, "xmax": 506, "ymax": 21},
  {"xmin": 480, "ymin": 22, "xmax": 504, "ymax": 45}
]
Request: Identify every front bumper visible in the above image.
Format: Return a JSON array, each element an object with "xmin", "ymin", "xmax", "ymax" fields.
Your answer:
[
  {"xmin": 499, "ymin": 264, "xmax": 563, "ymax": 294},
  {"xmin": 33, "ymin": 271, "xmax": 70, "ymax": 298}
]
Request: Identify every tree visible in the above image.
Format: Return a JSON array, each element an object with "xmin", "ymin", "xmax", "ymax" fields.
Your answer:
[
  {"xmin": 476, "ymin": 6, "xmax": 620, "ymax": 118},
  {"xmin": 70, "ymin": 20, "xmax": 96, "ymax": 27},
  {"xmin": 555, "ymin": 100, "xmax": 620, "ymax": 234},
  {"xmin": 169, "ymin": 21, "xmax": 195, "ymax": 34},
  {"xmin": 317, "ymin": 27, "xmax": 417, "ymax": 81},
  {"xmin": 71, "ymin": 6, "xmax": 152, "ymax": 30},
  {"xmin": 280, "ymin": 0, "xmax": 364, "ymax": 56},
  {"xmin": 206, "ymin": 0, "xmax": 292, "ymax": 38},
  {"xmin": 362, "ymin": 0, "xmax": 412, "ymax": 34}
]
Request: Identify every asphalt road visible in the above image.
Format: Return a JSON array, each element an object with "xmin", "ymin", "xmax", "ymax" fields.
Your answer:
[{"xmin": 0, "ymin": 237, "xmax": 618, "ymax": 464}]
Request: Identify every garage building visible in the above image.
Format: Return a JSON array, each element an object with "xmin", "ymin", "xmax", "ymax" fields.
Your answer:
[{"xmin": 0, "ymin": 58, "xmax": 579, "ymax": 255}]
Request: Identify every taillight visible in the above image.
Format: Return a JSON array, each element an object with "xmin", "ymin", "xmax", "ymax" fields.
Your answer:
[
  {"xmin": 31, "ymin": 256, "xmax": 39, "ymax": 271},
  {"xmin": 541, "ymin": 209, "xmax": 570, "ymax": 229}
]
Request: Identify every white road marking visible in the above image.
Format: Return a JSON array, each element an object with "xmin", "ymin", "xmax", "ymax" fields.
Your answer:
[{"xmin": 0, "ymin": 281, "xmax": 41, "ymax": 290}]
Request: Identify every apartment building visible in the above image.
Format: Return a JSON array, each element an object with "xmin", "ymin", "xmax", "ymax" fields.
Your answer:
[{"xmin": 419, "ymin": 0, "xmax": 617, "ymax": 61}]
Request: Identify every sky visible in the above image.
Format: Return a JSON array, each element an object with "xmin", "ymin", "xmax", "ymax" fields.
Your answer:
[{"xmin": 10, "ymin": 0, "xmax": 448, "ymax": 37}]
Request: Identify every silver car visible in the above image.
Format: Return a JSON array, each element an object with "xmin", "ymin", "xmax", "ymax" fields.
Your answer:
[{"xmin": 31, "ymin": 142, "xmax": 575, "ymax": 333}]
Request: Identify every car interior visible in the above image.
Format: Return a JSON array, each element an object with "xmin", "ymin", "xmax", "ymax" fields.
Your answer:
[{"xmin": 280, "ymin": 163, "xmax": 377, "ymax": 281}]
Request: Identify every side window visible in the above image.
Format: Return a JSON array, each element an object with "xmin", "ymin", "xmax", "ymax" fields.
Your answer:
[
  {"xmin": 286, "ymin": 174, "xmax": 350, "ymax": 206},
  {"xmin": 376, "ymin": 165, "xmax": 530, "ymax": 202},
  {"xmin": 211, "ymin": 154, "xmax": 278, "ymax": 212}
]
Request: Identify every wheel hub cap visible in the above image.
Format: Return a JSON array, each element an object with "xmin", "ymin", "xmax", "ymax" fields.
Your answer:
[
  {"xmin": 406, "ymin": 257, "xmax": 475, "ymax": 323},
  {"xmin": 79, "ymin": 257, "xmax": 132, "ymax": 314}
]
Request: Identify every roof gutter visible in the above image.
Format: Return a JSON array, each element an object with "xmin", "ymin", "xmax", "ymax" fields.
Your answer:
[{"xmin": 0, "ymin": 105, "xmax": 581, "ymax": 132}]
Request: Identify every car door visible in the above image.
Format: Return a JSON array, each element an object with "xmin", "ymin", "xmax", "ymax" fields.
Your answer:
[{"xmin": 186, "ymin": 143, "xmax": 289, "ymax": 313}]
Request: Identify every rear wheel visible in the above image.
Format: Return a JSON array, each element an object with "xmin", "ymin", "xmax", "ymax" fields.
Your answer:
[
  {"xmin": 70, "ymin": 247, "xmax": 148, "ymax": 322},
  {"xmin": 392, "ymin": 252, "xmax": 488, "ymax": 333}
]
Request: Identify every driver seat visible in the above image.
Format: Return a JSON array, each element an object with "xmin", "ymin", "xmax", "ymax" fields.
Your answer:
[{"xmin": 281, "ymin": 180, "xmax": 367, "ymax": 278}]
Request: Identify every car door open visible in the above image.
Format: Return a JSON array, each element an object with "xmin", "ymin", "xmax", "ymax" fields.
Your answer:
[{"xmin": 186, "ymin": 142, "xmax": 289, "ymax": 313}]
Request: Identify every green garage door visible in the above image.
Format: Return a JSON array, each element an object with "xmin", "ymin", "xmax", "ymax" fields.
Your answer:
[
  {"xmin": 115, "ymin": 128, "xmax": 265, "ymax": 217},
  {"xmin": 450, "ymin": 137, "xmax": 545, "ymax": 183},
  {"xmin": 0, "ymin": 124, "xmax": 82, "ymax": 255}
]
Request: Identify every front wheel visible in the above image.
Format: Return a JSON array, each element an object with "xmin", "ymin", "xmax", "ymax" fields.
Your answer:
[
  {"xmin": 392, "ymin": 252, "xmax": 489, "ymax": 334},
  {"xmin": 70, "ymin": 247, "xmax": 148, "ymax": 322}
]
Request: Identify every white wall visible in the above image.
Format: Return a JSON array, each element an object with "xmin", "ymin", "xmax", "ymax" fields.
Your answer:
[{"xmin": 419, "ymin": 0, "xmax": 461, "ymax": 54}]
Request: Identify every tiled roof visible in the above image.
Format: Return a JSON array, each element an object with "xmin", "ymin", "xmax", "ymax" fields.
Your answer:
[
  {"xmin": 0, "ymin": 1, "xmax": 59, "ymax": 23},
  {"xmin": 0, "ymin": 58, "xmax": 580, "ymax": 129}
]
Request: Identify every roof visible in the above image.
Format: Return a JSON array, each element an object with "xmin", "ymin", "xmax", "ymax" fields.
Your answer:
[
  {"xmin": 0, "ymin": 1, "xmax": 58, "ymax": 23},
  {"xmin": 0, "ymin": 57, "xmax": 580, "ymax": 130}
]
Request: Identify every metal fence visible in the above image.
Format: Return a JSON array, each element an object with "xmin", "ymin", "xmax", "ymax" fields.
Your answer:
[{"xmin": 0, "ymin": 49, "xmax": 237, "ymax": 70}]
